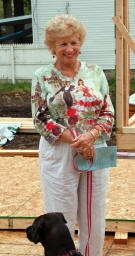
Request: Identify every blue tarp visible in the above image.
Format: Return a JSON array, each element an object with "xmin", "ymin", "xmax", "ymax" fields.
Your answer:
[
  {"xmin": 0, "ymin": 27, "xmax": 32, "ymax": 41},
  {"xmin": 0, "ymin": 30, "xmax": 24, "ymax": 40},
  {"xmin": 0, "ymin": 123, "xmax": 21, "ymax": 146}
]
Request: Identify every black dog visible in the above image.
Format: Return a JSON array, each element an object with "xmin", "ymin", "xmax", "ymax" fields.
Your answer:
[{"xmin": 26, "ymin": 212, "xmax": 82, "ymax": 256}]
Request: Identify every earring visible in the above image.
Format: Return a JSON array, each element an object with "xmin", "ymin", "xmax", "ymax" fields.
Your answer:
[{"xmin": 52, "ymin": 54, "xmax": 56, "ymax": 62}]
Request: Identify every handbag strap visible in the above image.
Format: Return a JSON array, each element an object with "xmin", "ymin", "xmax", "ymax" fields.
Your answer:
[
  {"xmin": 71, "ymin": 128, "xmax": 93, "ymax": 172},
  {"xmin": 72, "ymin": 152, "xmax": 93, "ymax": 173}
]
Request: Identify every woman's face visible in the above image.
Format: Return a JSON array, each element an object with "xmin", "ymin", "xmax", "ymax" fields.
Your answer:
[
  {"xmin": 78, "ymin": 79, "xmax": 83, "ymax": 86},
  {"xmin": 53, "ymin": 34, "xmax": 81, "ymax": 65}
]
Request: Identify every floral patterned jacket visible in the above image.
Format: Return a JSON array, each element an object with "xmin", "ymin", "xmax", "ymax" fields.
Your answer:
[{"xmin": 31, "ymin": 61, "xmax": 114, "ymax": 145}]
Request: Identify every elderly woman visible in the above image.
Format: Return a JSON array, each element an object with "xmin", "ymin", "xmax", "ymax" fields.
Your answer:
[{"xmin": 31, "ymin": 14, "xmax": 114, "ymax": 256}]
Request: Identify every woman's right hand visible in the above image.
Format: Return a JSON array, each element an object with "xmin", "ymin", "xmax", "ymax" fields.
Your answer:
[{"xmin": 59, "ymin": 129, "xmax": 74, "ymax": 144}]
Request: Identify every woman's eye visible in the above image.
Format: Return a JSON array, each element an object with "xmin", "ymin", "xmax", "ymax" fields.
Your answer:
[
  {"xmin": 61, "ymin": 43, "xmax": 67, "ymax": 46},
  {"xmin": 71, "ymin": 41, "xmax": 77, "ymax": 45}
]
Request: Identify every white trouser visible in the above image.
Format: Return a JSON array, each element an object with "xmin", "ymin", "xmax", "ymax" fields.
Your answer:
[{"xmin": 39, "ymin": 136, "xmax": 109, "ymax": 256}]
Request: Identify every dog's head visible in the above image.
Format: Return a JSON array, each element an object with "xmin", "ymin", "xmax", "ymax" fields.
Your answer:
[{"xmin": 26, "ymin": 212, "xmax": 67, "ymax": 244}]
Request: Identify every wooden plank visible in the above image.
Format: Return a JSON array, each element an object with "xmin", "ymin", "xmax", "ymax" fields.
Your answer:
[
  {"xmin": 0, "ymin": 217, "xmax": 35, "ymax": 230},
  {"xmin": 0, "ymin": 117, "xmax": 37, "ymax": 133},
  {"xmin": 0, "ymin": 217, "xmax": 135, "ymax": 232},
  {"xmin": 128, "ymin": 114, "xmax": 135, "ymax": 126},
  {"xmin": 105, "ymin": 220, "xmax": 135, "ymax": 233},
  {"xmin": 18, "ymin": 126, "xmax": 37, "ymax": 133},
  {"xmin": 1, "ymin": 149, "xmax": 135, "ymax": 158},
  {"xmin": 10, "ymin": 218, "xmax": 35, "ymax": 230},
  {"xmin": 0, "ymin": 118, "xmax": 33, "ymax": 122},
  {"xmin": 116, "ymin": 133, "xmax": 135, "ymax": 150},
  {"xmin": 122, "ymin": 127, "xmax": 135, "ymax": 133},
  {"xmin": 112, "ymin": 16, "xmax": 135, "ymax": 54},
  {"xmin": 0, "ymin": 218, "xmax": 9, "ymax": 229},
  {"xmin": 123, "ymin": 0, "xmax": 130, "ymax": 126},
  {"xmin": 0, "ymin": 150, "xmax": 38, "ymax": 157},
  {"xmin": 115, "ymin": 0, "xmax": 124, "ymax": 129},
  {"xmin": 114, "ymin": 232, "xmax": 128, "ymax": 244}
]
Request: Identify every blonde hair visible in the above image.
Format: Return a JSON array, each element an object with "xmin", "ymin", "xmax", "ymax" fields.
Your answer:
[{"xmin": 45, "ymin": 14, "xmax": 86, "ymax": 53}]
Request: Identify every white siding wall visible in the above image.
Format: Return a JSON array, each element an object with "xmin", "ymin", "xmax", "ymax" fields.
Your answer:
[
  {"xmin": 69, "ymin": 1, "xmax": 115, "ymax": 69},
  {"xmin": 31, "ymin": 0, "xmax": 135, "ymax": 70}
]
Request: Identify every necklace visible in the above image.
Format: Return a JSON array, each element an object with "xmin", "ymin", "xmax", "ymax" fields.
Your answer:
[{"xmin": 55, "ymin": 60, "xmax": 80, "ymax": 79}]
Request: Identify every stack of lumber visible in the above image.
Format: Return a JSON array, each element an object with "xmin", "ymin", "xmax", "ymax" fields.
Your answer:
[{"xmin": 0, "ymin": 117, "xmax": 36, "ymax": 133}]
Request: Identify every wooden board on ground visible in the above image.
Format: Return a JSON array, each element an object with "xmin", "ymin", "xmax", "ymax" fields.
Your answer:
[
  {"xmin": 0, "ymin": 231, "xmax": 135, "ymax": 256},
  {"xmin": 0, "ymin": 217, "xmax": 135, "ymax": 233},
  {"xmin": 114, "ymin": 232, "xmax": 128, "ymax": 244},
  {"xmin": 1, "ymin": 150, "xmax": 135, "ymax": 158},
  {"xmin": 0, "ymin": 150, "xmax": 38, "ymax": 157}
]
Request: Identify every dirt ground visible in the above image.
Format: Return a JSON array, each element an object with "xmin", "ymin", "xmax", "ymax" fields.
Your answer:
[
  {"xmin": 0, "ymin": 91, "xmax": 31, "ymax": 118},
  {"xmin": 0, "ymin": 91, "xmax": 116, "ymax": 149}
]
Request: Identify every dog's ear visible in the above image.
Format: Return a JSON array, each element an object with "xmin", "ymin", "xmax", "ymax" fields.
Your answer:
[
  {"xmin": 35, "ymin": 216, "xmax": 48, "ymax": 238},
  {"xmin": 55, "ymin": 212, "xmax": 67, "ymax": 223}
]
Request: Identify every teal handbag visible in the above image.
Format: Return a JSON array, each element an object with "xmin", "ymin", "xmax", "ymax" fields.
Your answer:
[{"xmin": 73, "ymin": 146, "xmax": 117, "ymax": 173}]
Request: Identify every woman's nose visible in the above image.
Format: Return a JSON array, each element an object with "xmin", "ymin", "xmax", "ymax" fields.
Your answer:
[{"xmin": 66, "ymin": 44, "xmax": 73, "ymax": 53}]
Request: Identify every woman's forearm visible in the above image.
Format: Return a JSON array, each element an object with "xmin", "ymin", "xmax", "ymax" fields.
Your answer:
[
  {"xmin": 59, "ymin": 125, "xmax": 103, "ymax": 147},
  {"xmin": 90, "ymin": 125, "xmax": 104, "ymax": 140}
]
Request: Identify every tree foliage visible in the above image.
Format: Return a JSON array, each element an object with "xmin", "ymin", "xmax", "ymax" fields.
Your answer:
[
  {"xmin": 24, "ymin": 0, "xmax": 31, "ymax": 13},
  {"xmin": 1, "ymin": 0, "xmax": 31, "ymax": 19}
]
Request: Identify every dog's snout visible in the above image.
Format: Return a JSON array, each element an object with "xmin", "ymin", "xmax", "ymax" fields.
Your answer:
[{"xmin": 26, "ymin": 225, "xmax": 40, "ymax": 244}]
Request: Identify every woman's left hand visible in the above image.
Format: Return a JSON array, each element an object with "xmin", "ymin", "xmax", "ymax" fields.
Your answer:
[
  {"xmin": 81, "ymin": 145, "xmax": 96, "ymax": 160},
  {"xmin": 71, "ymin": 132, "xmax": 95, "ymax": 153}
]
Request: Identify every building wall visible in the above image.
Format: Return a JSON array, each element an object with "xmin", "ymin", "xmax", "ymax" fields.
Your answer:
[{"xmin": 31, "ymin": 0, "xmax": 135, "ymax": 69}]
